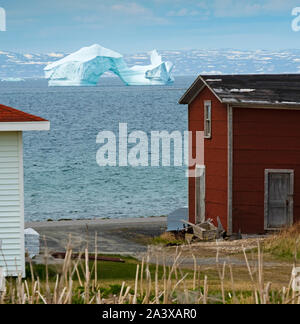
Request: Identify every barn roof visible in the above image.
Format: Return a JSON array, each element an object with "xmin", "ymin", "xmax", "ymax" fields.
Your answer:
[
  {"xmin": 0, "ymin": 104, "xmax": 50, "ymax": 131},
  {"xmin": 179, "ymin": 74, "xmax": 300, "ymax": 108}
]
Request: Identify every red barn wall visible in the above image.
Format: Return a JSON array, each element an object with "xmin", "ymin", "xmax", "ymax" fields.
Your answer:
[
  {"xmin": 233, "ymin": 107, "xmax": 300, "ymax": 234},
  {"xmin": 188, "ymin": 87, "xmax": 228, "ymax": 228}
]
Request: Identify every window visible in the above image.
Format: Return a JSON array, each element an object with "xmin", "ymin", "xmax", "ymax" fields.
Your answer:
[{"xmin": 204, "ymin": 100, "xmax": 212, "ymax": 138}]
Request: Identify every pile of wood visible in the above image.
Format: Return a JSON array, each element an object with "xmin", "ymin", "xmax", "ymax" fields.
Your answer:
[{"xmin": 182, "ymin": 218, "xmax": 226, "ymax": 242}]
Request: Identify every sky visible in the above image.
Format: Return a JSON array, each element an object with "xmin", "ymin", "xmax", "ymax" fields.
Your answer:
[{"xmin": 0, "ymin": 0, "xmax": 300, "ymax": 53}]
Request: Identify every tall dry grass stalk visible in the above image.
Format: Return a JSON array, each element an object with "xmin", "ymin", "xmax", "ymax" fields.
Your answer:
[{"xmin": 0, "ymin": 240, "xmax": 299, "ymax": 304}]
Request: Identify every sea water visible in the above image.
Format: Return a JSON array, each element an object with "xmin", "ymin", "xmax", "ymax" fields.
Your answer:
[{"xmin": 0, "ymin": 77, "xmax": 193, "ymax": 222}]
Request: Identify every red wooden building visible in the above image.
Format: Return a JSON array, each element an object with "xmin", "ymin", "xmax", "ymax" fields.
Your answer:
[{"xmin": 179, "ymin": 74, "xmax": 300, "ymax": 234}]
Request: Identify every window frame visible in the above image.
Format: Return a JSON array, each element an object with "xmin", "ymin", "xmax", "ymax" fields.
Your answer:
[{"xmin": 204, "ymin": 100, "xmax": 212, "ymax": 139}]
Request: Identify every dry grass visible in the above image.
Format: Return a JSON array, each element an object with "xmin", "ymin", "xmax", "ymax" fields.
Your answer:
[
  {"xmin": 264, "ymin": 223, "xmax": 300, "ymax": 261},
  {"xmin": 0, "ymin": 239, "xmax": 300, "ymax": 304},
  {"xmin": 150, "ymin": 232, "xmax": 186, "ymax": 246}
]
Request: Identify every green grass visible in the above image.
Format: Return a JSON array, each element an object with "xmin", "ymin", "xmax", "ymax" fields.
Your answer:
[
  {"xmin": 26, "ymin": 254, "xmax": 193, "ymax": 283},
  {"xmin": 151, "ymin": 237, "xmax": 185, "ymax": 246},
  {"xmin": 149, "ymin": 232, "xmax": 186, "ymax": 246}
]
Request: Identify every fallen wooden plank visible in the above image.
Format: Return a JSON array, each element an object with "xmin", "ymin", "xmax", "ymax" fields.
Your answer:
[
  {"xmin": 181, "ymin": 219, "xmax": 205, "ymax": 231},
  {"xmin": 51, "ymin": 252, "xmax": 125, "ymax": 263}
]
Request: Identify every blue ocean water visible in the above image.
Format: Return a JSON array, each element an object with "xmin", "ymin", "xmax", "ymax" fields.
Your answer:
[{"xmin": 0, "ymin": 77, "xmax": 194, "ymax": 222}]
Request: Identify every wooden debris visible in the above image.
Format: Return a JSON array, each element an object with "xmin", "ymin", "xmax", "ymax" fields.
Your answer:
[
  {"xmin": 181, "ymin": 219, "xmax": 219, "ymax": 241},
  {"xmin": 51, "ymin": 252, "xmax": 125, "ymax": 263}
]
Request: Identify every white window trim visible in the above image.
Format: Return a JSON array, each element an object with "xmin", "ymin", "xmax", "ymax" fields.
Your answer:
[{"xmin": 204, "ymin": 100, "xmax": 212, "ymax": 139}]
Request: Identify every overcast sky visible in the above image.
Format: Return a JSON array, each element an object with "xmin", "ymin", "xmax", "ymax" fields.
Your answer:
[{"xmin": 0, "ymin": 0, "xmax": 300, "ymax": 53}]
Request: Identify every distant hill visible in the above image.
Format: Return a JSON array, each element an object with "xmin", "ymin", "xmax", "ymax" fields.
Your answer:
[
  {"xmin": 1, "ymin": 49, "xmax": 300, "ymax": 79},
  {"xmin": 0, "ymin": 50, "xmax": 65, "ymax": 78}
]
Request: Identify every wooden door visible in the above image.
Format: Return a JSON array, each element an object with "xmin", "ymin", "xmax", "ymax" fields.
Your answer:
[{"xmin": 265, "ymin": 170, "xmax": 294, "ymax": 229}]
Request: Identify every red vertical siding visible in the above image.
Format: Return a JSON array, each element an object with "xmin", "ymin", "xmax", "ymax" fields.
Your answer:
[
  {"xmin": 233, "ymin": 108, "xmax": 300, "ymax": 234},
  {"xmin": 188, "ymin": 87, "xmax": 228, "ymax": 228}
]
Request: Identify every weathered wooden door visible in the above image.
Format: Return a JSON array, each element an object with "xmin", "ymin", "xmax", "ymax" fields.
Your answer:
[{"xmin": 265, "ymin": 170, "xmax": 294, "ymax": 229}]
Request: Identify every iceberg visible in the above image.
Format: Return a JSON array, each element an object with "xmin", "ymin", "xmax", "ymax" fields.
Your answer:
[
  {"xmin": 44, "ymin": 44, "xmax": 125, "ymax": 86},
  {"xmin": 44, "ymin": 44, "xmax": 174, "ymax": 86},
  {"xmin": 120, "ymin": 49, "xmax": 174, "ymax": 86}
]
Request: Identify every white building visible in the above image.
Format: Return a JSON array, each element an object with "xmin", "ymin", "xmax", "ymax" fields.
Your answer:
[{"xmin": 0, "ymin": 104, "xmax": 50, "ymax": 277}]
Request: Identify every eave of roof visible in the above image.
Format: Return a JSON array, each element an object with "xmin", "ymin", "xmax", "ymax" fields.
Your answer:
[
  {"xmin": 179, "ymin": 76, "xmax": 204, "ymax": 105},
  {"xmin": 0, "ymin": 121, "xmax": 50, "ymax": 131},
  {"xmin": 179, "ymin": 74, "xmax": 300, "ymax": 109},
  {"xmin": 0, "ymin": 104, "xmax": 50, "ymax": 131}
]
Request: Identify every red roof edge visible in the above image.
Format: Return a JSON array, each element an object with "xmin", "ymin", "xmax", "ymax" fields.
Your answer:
[{"xmin": 0, "ymin": 104, "xmax": 48, "ymax": 123}]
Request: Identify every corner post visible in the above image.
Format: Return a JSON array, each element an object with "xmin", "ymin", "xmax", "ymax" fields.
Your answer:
[{"xmin": 227, "ymin": 105, "xmax": 233, "ymax": 235}]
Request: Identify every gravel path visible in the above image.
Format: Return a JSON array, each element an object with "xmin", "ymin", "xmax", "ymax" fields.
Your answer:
[
  {"xmin": 26, "ymin": 217, "xmax": 289, "ymax": 268},
  {"xmin": 26, "ymin": 217, "xmax": 167, "ymax": 255}
]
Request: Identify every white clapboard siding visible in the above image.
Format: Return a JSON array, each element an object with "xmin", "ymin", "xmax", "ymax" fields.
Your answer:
[{"xmin": 0, "ymin": 132, "xmax": 25, "ymax": 277}]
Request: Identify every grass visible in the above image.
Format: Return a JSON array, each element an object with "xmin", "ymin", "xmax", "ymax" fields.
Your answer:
[
  {"xmin": 26, "ymin": 254, "xmax": 193, "ymax": 283},
  {"xmin": 1, "ymin": 228, "xmax": 300, "ymax": 304},
  {"xmin": 149, "ymin": 232, "xmax": 186, "ymax": 246},
  {"xmin": 263, "ymin": 223, "xmax": 300, "ymax": 261},
  {"xmin": 151, "ymin": 223, "xmax": 300, "ymax": 262}
]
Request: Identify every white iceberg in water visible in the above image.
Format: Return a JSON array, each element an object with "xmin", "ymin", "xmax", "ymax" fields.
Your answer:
[
  {"xmin": 121, "ymin": 50, "xmax": 174, "ymax": 86},
  {"xmin": 44, "ymin": 44, "xmax": 125, "ymax": 86},
  {"xmin": 44, "ymin": 44, "xmax": 174, "ymax": 86}
]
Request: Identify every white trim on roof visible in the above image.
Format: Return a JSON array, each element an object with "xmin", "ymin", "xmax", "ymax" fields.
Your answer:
[
  {"xmin": 0, "ymin": 121, "xmax": 50, "ymax": 131},
  {"xmin": 200, "ymin": 76, "xmax": 223, "ymax": 103}
]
